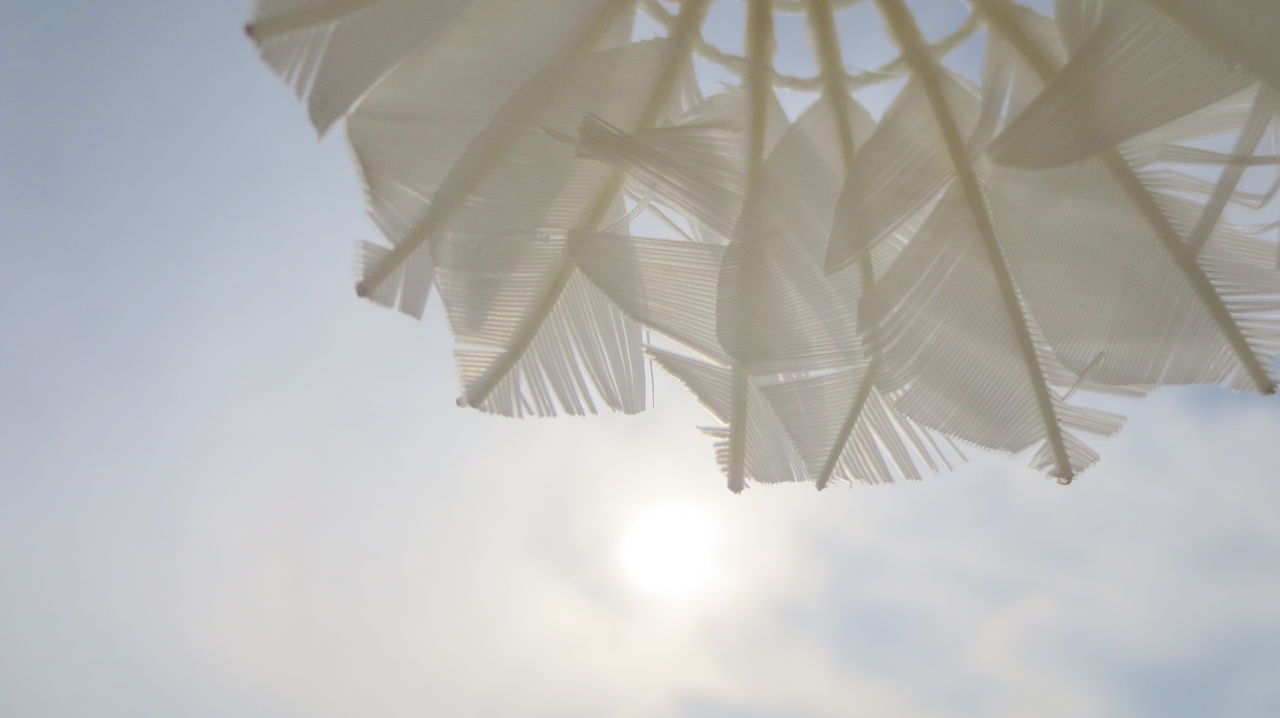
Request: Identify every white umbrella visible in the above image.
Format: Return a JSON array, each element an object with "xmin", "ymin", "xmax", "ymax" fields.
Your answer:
[{"xmin": 247, "ymin": 0, "xmax": 1280, "ymax": 490}]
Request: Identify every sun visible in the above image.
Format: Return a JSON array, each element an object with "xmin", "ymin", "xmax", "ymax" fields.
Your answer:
[{"xmin": 619, "ymin": 502, "xmax": 721, "ymax": 599}]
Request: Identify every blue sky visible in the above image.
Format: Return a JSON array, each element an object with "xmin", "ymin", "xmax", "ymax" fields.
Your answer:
[{"xmin": 3, "ymin": 1, "xmax": 1279, "ymax": 716}]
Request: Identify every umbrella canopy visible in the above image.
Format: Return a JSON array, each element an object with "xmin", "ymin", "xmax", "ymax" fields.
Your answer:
[{"xmin": 247, "ymin": 0, "xmax": 1280, "ymax": 491}]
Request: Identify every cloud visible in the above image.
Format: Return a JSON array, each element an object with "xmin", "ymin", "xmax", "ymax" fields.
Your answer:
[{"xmin": 6, "ymin": 361, "xmax": 1280, "ymax": 718}]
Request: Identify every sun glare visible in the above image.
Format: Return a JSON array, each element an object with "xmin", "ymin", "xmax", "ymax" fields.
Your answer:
[{"xmin": 620, "ymin": 502, "xmax": 721, "ymax": 599}]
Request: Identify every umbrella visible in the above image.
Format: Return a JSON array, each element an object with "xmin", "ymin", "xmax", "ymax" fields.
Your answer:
[{"xmin": 247, "ymin": 0, "xmax": 1280, "ymax": 491}]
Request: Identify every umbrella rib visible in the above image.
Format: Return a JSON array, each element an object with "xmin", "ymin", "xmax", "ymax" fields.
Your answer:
[
  {"xmin": 877, "ymin": 0, "xmax": 1074, "ymax": 480},
  {"xmin": 974, "ymin": 0, "xmax": 1276, "ymax": 395},
  {"xmin": 246, "ymin": 0, "xmax": 378, "ymax": 40},
  {"xmin": 354, "ymin": 0, "xmax": 638, "ymax": 299},
  {"xmin": 808, "ymin": 0, "xmax": 884, "ymax": 489},
  {"xmin": 462, "ymin": 0, "xmax": 714, "ymax": 410}
]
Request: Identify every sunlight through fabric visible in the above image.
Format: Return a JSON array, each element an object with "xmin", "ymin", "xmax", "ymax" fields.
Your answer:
[{"xmin": 247, "ymin": 0, "xmax": 1280, "ymax": 491}]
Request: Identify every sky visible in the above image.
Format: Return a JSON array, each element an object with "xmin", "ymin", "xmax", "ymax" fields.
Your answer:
[{"xmin": 3, "ymin": 1, "xmax": 1280, "ymax": 716}]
